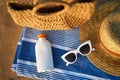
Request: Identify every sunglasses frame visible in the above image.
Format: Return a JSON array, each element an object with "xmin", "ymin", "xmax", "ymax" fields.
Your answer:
[
  {"xmin": 61, "ymin": 50, "xmax": 78, "ymax": 66},
  {"xmin": 61, "ymin": 40, "xmax": 95, "ymax": 66},
  {"xmin": 77, "ymin": 40, "xmax": 95, "ymax": 56}
]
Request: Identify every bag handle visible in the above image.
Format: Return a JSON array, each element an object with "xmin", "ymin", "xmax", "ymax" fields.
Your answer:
[
  {"xmin": 62, "ymin": 0, "xmax": 97, "ymax": 5},
  {"xmin": 33, "ymin": 0, "xmax": 41, "ymax": 5},
  {"xmin": 7, "ymin": 0, "xmax": 41, "ymax": 10},
  {"xmin": 9, "ymin": 0, "xmax": 40, "ymax": 5},
  {"xmin": 62, "ymin": 0, "xmax": 77, "ymax": 4},
  {"xmin": 32, "ymin": 2, "xmax": 70, "ymax": 16}
]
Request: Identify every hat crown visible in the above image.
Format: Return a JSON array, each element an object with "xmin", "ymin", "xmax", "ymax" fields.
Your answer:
[
  {"xmin": 108, "ymin": 19, "xmax": 120, "ymax": 44},
  {"xmin": 99, "ymin": 12, "xmax": 120, "ymax": 57}
]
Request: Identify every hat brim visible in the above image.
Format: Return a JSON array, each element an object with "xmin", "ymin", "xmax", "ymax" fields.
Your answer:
[{"xmin": 80, "ymin": 0, "xmax": 120, "ymax": 76}]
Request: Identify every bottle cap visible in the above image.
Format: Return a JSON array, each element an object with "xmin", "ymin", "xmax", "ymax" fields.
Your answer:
[{"xmin": 38, "ymin": 34, "xmax": 46, "ymax": 39}]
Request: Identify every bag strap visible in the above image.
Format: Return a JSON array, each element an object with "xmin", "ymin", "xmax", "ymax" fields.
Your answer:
[
  {"xmin": 62, "ymin": 0, "xmax": 77, "ymax": 4},
  {"xmin": 10, "ymin": 0, "xmax": 40, "ymax": 5},
  {"xmin": 32, "ymin": 1, "xmax": 70, "ymax": 16},
  {"xmin": 33, "ymin": 0, "xmax": 41, "ymax": 5},
  {"xmin": 62, "ymin": 0, "xmax": 97, "ymax": 5}
]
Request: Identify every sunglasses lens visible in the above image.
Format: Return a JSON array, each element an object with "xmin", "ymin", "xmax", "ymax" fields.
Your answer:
[
  {"xmin": 65, "ymin": 53, "xmax": 76, "ymax": 62},
  {"xmin": 80, "ymin": 44, "xmax": 90, "ymax": 54}
]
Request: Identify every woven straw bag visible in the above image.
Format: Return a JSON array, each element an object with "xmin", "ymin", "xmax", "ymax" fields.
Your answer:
[
  {"xmin": 7, "ymin": 0, "xmax": 39, "ymax": 28},
  {"xmin": 7, "ymin": 0, "xmax": 97, "ymax": 30},
  {"xmin": 32, "ymin": 0, "xmax": 97, "ymax": 30}
]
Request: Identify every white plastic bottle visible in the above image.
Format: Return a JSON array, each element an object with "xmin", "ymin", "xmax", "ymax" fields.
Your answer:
[{"xmin": 35, "ymin": 34, "xmax": 54, "ymax": 72}]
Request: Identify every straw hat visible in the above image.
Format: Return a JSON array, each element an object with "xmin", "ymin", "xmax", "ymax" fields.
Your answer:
[{"xmin": 80, "ymin": 0, "xmax": 120, "ymax": 76}]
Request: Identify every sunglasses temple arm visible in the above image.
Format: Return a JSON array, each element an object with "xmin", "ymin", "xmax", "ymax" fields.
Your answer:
[
  {"xmin": 66, "ymin": 63, "xmax": 69, "ymax": 66},
  {"xmin": 92, "ymin": 48, "xmax": 95, "ymax": 51}
]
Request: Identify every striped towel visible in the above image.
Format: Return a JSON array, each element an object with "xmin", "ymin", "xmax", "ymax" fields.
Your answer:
[{"xmin": 12, "ymin": 27, "xmax": 115, "ymax": 80}]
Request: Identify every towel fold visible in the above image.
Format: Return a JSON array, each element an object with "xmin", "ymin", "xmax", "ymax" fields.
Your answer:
[{"xmin": 11, "ymin": 27, "xmax": 118, "ymax": 80}]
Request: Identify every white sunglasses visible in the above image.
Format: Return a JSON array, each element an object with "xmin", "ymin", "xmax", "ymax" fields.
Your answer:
[{"xmin": 61, "ymin": 40, "xmax": 95, "ymax": 66}]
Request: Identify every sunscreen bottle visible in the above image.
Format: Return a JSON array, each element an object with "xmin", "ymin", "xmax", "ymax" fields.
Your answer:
[{"xmin": 35, "ymin": 34, "xmax": 54, "ymax": 72}]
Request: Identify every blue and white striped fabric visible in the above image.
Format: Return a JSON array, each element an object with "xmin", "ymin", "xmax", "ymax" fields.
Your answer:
[{"xmin": 12, "ymin": 27, "xmax": 118, "ymax": 80}]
